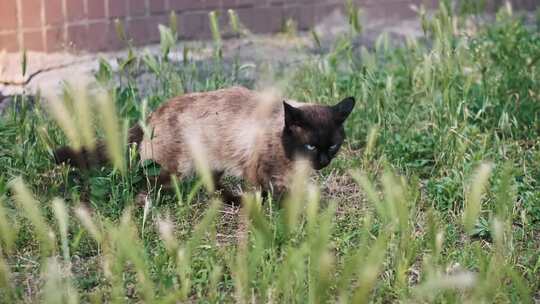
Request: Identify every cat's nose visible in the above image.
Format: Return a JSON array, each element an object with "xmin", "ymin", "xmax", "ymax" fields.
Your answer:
[{"xmin": 319, "ymin": 155, "xmax": 330, "ymax": 167}]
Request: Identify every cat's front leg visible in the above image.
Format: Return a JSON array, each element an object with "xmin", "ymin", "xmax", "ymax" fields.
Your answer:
[{"xmin": 212, "ymin": 171, "xmax": 243, "ymax": 206}]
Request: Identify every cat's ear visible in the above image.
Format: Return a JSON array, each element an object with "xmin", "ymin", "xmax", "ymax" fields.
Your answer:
[
  {"xmin": 283, "ymin": 101, "xmax": 304, "ymax": 128},
  {"xmin": 332, "ymin": 97, "xmax": 355, "ymax": 124}
]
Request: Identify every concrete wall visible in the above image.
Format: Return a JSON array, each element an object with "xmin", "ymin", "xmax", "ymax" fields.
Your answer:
[{"xmin": 0, "ymin": 0, "xmax": 537, "ymax": 54}]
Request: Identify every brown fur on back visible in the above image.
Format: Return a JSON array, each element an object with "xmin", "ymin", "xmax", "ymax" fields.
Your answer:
[{"xmin": 139, "ymin": 87, "xmax": 296, "ymax": 193}]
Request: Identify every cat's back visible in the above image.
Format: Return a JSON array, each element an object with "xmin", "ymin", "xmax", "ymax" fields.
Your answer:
[
  {"xmin": 149, "ymin": 86, "xmax": 257, "ymax": 125},
  {"xmin": 140, "ymin": 86, "xmax": 283, "ymax": 175}
]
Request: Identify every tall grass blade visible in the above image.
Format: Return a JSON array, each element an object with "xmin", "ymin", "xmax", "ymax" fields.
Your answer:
[
  {"xmin": 0, "ymin": 197, "xmax": 16, "ymax": 253},
  {"xmin": 495, "ymin": 162, "xmax": 514, "ymax": 221},
  {"xmin": 42, "ymin": 258, "xmax": 79, "ymax": 304},
  {"xmin": 21, "ymin": 49, "xmax": 27, "ymax": 77},
  {"xmin": 74, "ymin": 207, "xmax": 103, "ymax": 243},
  {"xmin": 170, "ymin": 174, "xmax": 183, "ymax": 206},
  {"xmin": 350, "ymin": 170, "xmax": 386, "ymax": 222},
  {"xmin": 209, "ymin": 11, "xmax": 222, "ymax": 46},
  {"xmin": 141, "ymin": 195, "xmax": 152, "ymax": 235},
  {"xmin": 336, "ymin": 214, "xmax": 372, "ymax": 302},
  {"xmin": 351, "ymin": 233, "xmax": 389, "ymax": 303},
  {"xmin": 52, "ymin": 198, "xmax": 70, "ymax": 263},
  {"xmin": 463, "ymin": 163, "xmax": 492, "ymax": 234},
  {"xmin": 413, "ymin": 271, "xmax": 476, "ymax": 300},
  {"xmin": 95, "ymin": 91, "xmax": 126, "ymax": 174},
  {"xmin": 0, "ymin": 255, "xmax": 15, "ymax": 302},
  {"xmin": 157, "ymin": 216, "xmax": 178, "ymax": 253},
  {"xmin": 363, "ymin": 125, "xmax": 379, "ymax": 160},
  {"xmin": 70, "ymin": 81, "xmax": 96, "ymax": 150},
  {"xmin": 44, "ymin": 91, "xmax": 82, "ymax": 150},
  {"xmin": 311, "ymin": 29, "xmax": 322, "ymax": 49},
  {"xmin": 228, "ymin": 9, "xmax": 241, "ymax": 36},
  {"xmin": 114, "ymin": 19, "xmax": 127, "ymax": 43},
  {"xmin": 169, "ymin": 11, "xmax": 178, "ymax": 38},
  {"xmin": 114, "ymin": 210, "xmax": 155, "ymax": 302},
  {"xmin": 9, "ymin": 177, "xmax": 55, "ymax": 256},
  {"xmin": 159, "ymin": 24, "xmax": 176, "ymax": 59},
  {"xmin": 185, "ymin": 134, "xmax": 215, "ymax": 192},
  {"xmin": 283, "ymin": 161, "xmax": 310, "ymax": 233},
  {"xmin": 345, "ymin": 0, "xmax": 362, "ymax": 33}
]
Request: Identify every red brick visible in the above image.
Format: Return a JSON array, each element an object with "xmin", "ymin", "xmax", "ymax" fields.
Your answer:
[
  {"xmin": 107, "ymin": 21, "xmax": 126, "ymax": 50},
  {"xmin": 283, "ymin": 4, "xmax": 315, "ymax": 30},
  {"xmin": 314, "ymin": 3, "xmax": 342, "ymax": 23},
  {"xmin": 483, "ymin": 1, "xmax": 499, "ymax": 12},
  {"xmin": 149, "ymin": 0, "xmax": 167, "ymax": 13},
  {"xmin": 128, "ymin": 18, "xmax": 150, "ymax": 45},
  {"xmin": 87, "ymin": 21, "xmax": 109, "ymax": 51},
  {"xmin": 67, "ymin": 24, "xmax": 88, "ymax": 50},
  {"xmin": 0, "ymin": 1, "xmax": 18, "ymax": 30},
  {"xmin": 522, "ymin": 0, "xmax": 539, "ymax": 10},
  {"xmin": 21, "ymin": 0, "xmax": 43, "ymax": 28},
  {"xmin": 268, "ymin": 0, "xmax": 286, "ymax": 6},
  {"xmin": 205, "ymin": 0, "xmax": 221, "ymax": 9},
  {"xmin": 66, "ymin": 0, "xmax": 86, "ymax": 22},
  {"xmin": 221, "ymin": 0, "xmax": 237, "ymax": 8},
  {"xmin": 88, "ymin": 0, "xmax": 106, "ymax": 19},
  {"xmin": 45, "ymin": 0, "xmax": 64, "ymax": 26},
  {"xmin": 425, "ymin": 0, "xmax": 439, "ymax": 9},
  {"xmin": 236, "ymin": 6, "xmax": 283, "ymax": 34},
  {"xmin": 286, "ymin": 0, "xmax": 315, "ymax": 3},
  {"xmin": 354, "ymin": 0, "xmax": 376, "ymax": 5},
  {"xmin": 23, "ymin": 30, "xmax": 44, "ymax": 51},
  {"xmin": 109, "ymin": 0, "xmax": 128, "ymax": 18},
  {"xmin": 147, "ymin": 14, "xmax": 169, "ymax": 42},
  {"xmin": 362, "ymin": 2, "xmax": 416, "ymax": 20},
  {"xmin": 130, "ymin": 0, "xmax": 147, "ymax": 16},
  {"xmin": 180, "ymin": 11, "xmax": 210, "ymax": 39},
  {"xmin": 0, "ymin": 32, "xmax": 19, "ymax": 53},
  {"xmin": 236, "ymin": 0, "xmax": 256, "ymax": 7},
  {"xmin": 170, "ymin": 0, "xmax": 206, "ymax": 11},
  {"xmin": 45, "ymin": 27, "xmax": 65, "ymax": 52}
]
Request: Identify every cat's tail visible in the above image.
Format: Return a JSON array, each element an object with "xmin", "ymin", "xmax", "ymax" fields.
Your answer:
[{"xmin": 53, "ymin": 124, "xmax": 144, "ymax": 169}]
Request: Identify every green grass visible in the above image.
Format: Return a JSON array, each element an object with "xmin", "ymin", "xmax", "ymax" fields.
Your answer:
[{"xmin": 1, "ymin": 3, "xmax": 540, "ymax": 303}]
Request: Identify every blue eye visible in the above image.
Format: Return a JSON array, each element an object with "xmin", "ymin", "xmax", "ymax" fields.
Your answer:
[
  {"xmin": 329, "ymin": 144, "xmax": 339, "ymax": 151},
  {"xmin": 305, "ymin": 144, "xmax": 316, "ymax": 151}
]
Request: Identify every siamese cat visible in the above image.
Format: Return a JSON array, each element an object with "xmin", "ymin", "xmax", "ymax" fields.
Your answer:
[{"xmin": 55, "ymin": 87, "xmax": 355, "ymax": 204}]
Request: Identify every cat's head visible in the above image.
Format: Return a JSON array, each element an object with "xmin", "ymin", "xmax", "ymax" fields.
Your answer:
[{"xmin": 282, "ymin": 97, "xmax": 355, "ymax": 170}]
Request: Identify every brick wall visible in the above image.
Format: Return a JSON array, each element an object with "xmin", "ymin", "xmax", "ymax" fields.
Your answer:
[{"xmin": 0, "ymin": 0, "xmax": 537, "ymax": 54}]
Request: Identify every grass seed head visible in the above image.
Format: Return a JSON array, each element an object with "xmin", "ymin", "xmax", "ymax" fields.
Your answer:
[
  {"xmin": 463, "ymin": 162, "xmax": 492, "ymax": 234},
  {"xmin": 0, "ymin": 197, "xmax": 16, "ymax": 253},
  {"xmin": 52, "ymin": 198, "xmax": 70, "ymax": 263},
  {"xmin": 74, "ymin": 207, "xmax": 102, "ymax": 243},
  {"xmin": 9, "ymin": 177, "xmax": 55, "ymax": 256},
  {"xmin": 43, "ymin": 90, "xmax": 82, "ymax": 150},
  {"xmin": 96, "ymin": 90, "xmax": 126, "ymax": 174},
  {"xmin": 185, "ymin": 131, "xmax": 215, "ymax": 192}
]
